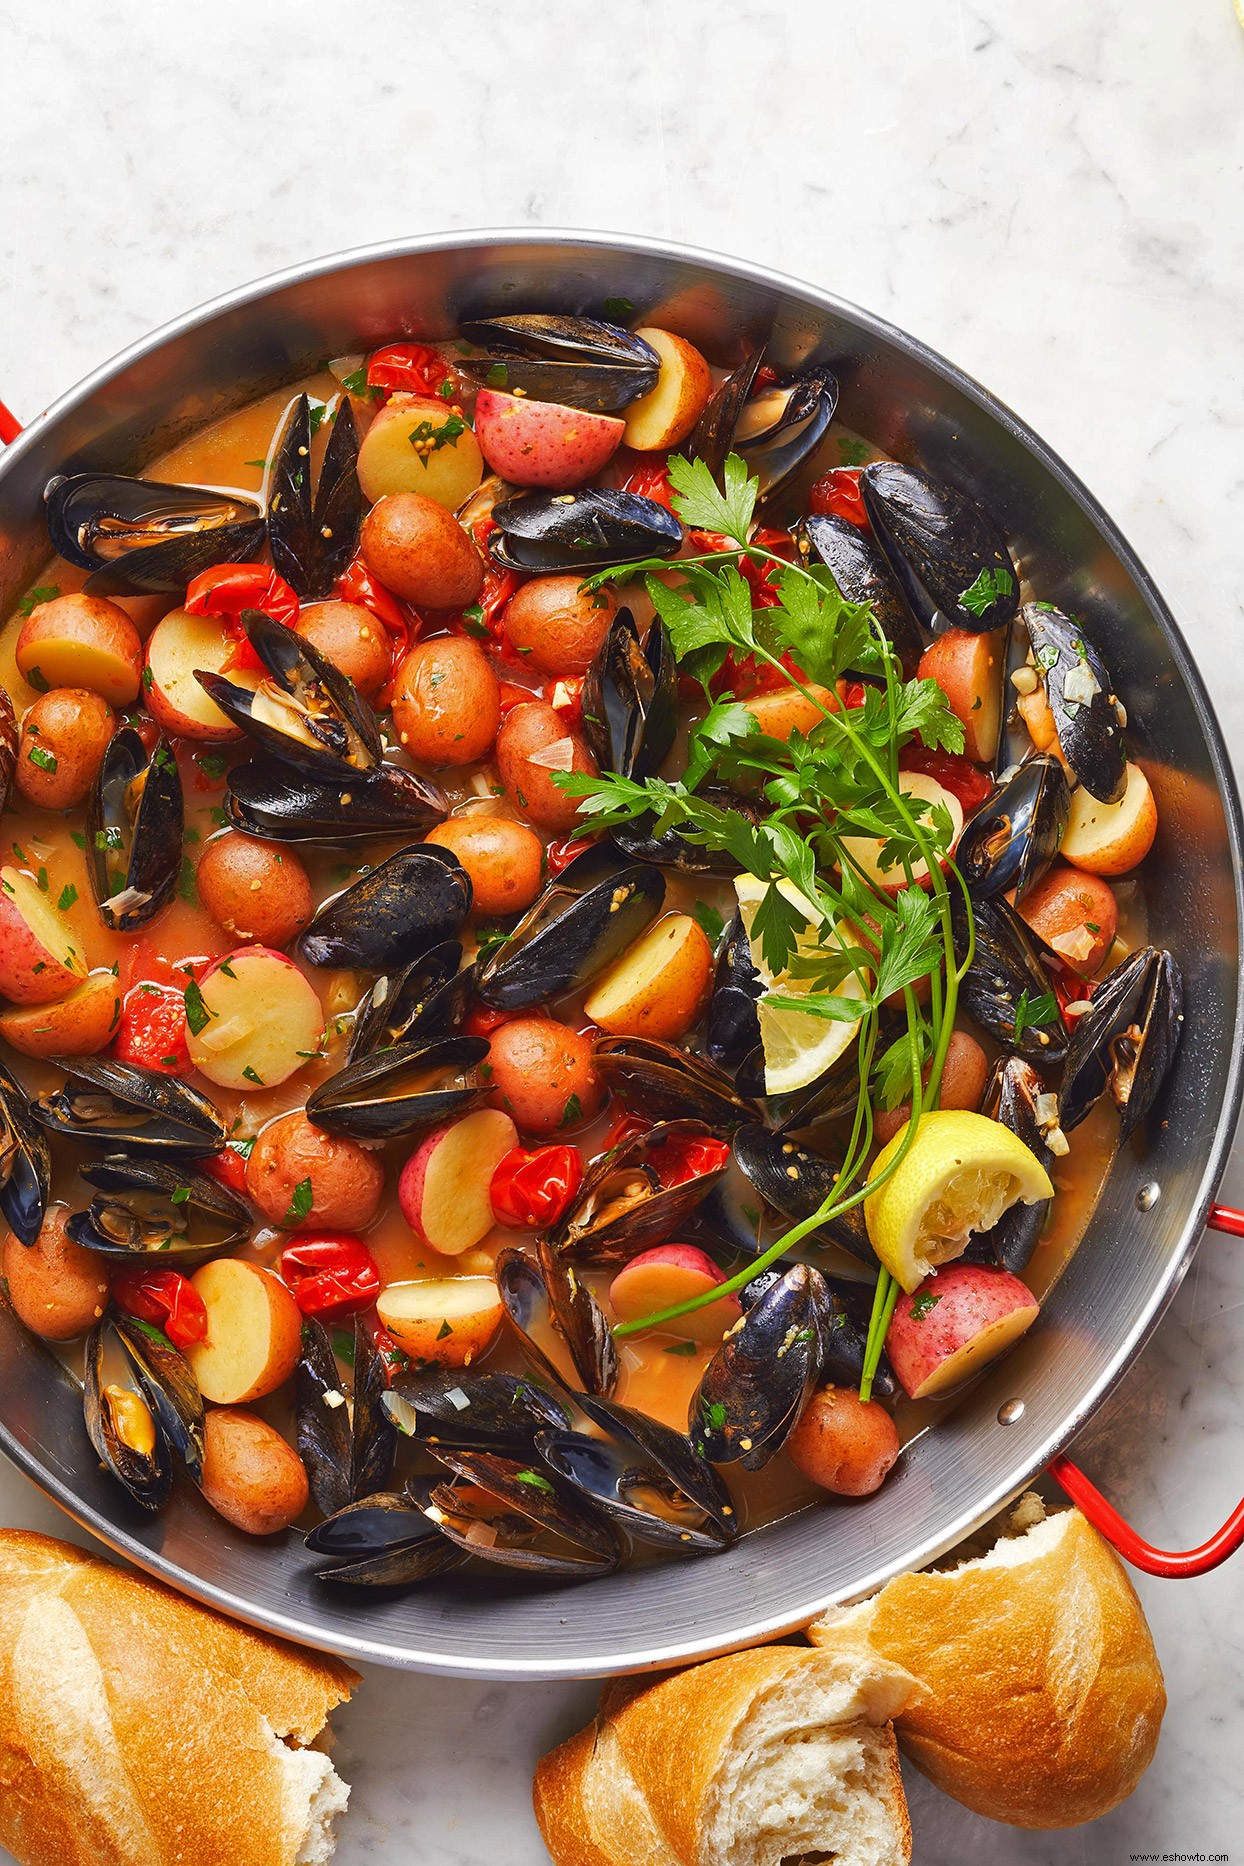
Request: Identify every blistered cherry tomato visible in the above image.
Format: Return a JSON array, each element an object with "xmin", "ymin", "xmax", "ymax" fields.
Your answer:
[
  {"xmin": 336, "ymin": 550, "xmax": 415, "ymax": 659},
  {"xmin": 899, "ymin": 744, "xmax": 993, "ymax": 815},
  {"xmin": 464, "ymin": 1003, "xmax": 515, "ymax": 1037},
  {"xmin": 808, "ymin": 468, "xmax": 868, "ymax": 528},
  {"xmin": 366, "ymin": 343, "xmax": 450, "ymax": 397},
  {"xmin": 280, "ymin": 1232, "xmax": 381, "ymax": 1322},
  {"xmin": 647, "ymin": 1133, "xmax": 730, "ymax": 1187},
  {"xmin": 185, "ymin": 563, "xmax": 301, "ymax": 628},
  {"xmin": 546, "ymin": 675, "xmax": 584, "ymax": 728},
  {"xmin": 111, "ymin": 982, "xmax": 191, "ymax": 1076},
  {"xmin": 498, "ymin": 680, "xmax": 535, "ymax": 715},
  {"xmin": 113, "ymin": 1267, "xmax": 208, "ymax": 1349},
  {"xmin": 546, "ymin": 834, "xmax": 596, "ymax": 877},
  {"xmin": 604, "ymin": 1110, "xmax": 652, "ymax": 1150},
  {"xmin": 490, "ymin": 1145, "xmax": 584, "ymax": 1228},
  {"xmin": 202, "ymin": 1145, "xmax": 250, "ymax": 1196},
  {"xmin": 622, "ymin": 455, "xmax": 675, "ymax": 509}
]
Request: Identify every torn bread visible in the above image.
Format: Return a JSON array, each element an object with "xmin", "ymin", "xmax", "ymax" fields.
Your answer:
[{"xmin": 0, "ymin": 1530, "xmax": 358, "ymax": 1866}]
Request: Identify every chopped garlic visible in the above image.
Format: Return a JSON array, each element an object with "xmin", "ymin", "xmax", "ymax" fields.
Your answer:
[
  {"xmin": 323, "ymin": 1389, "xmax": 346, "ymax": 1410},
  {"xmin": 1050, "ymin": 925, "xmax": 1098, "ymax": 963}
]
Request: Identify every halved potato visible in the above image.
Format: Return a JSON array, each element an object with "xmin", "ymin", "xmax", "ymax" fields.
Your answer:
[
  {"xmin": 1060, "ymin": 763, "xmax": 1157, "ymax": 875},
  {"xmin": 584, "ymin": 913, "xmax": 713, "ymax": 1040},
  {"xmin": 186, "ymin": 1259, "xmax": 303, "ymax": 1404},
  {"xmin": 622, "ymin": 328, "xmax": 713, "ymax": 451},
  {"xmin": 0, "ymin": 970, "xmax": 120, "ymax": 1056},
  {"xmin": 376, "ymin": 1277, "xmax": 503, "ymax": 1368}
]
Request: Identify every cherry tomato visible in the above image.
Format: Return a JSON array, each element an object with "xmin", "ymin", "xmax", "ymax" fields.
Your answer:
[
  {"xmin": 546, "ymin": 834, "xmax": 597, "ymax": 877},
  {"xmin": 280, "ymin": 1233, "xmax": 381, "ymax": 1322},
  {"xmin": 464, "ymin": 1004, "xmax": 516, "ymax": 1037},
  {"xmin": 603, "ymin": 1110, "xmax": 652, "ymax": 1151},
  {"xmin": 646, "ymin": 1133, "xmax": 730, "ymax": 1188},
  {"xmin": 113, "ymin": 1268, "xmax": 208, "ymax": 1349},
  {"xmin": 808, "ymin": 468, "xmax": 868, "ymax": 529},
  {"xmin": 185, "ymin": 564, "xmax": 300, "ymax": 628},
  {"xmin": 202, "ymin": 1145, "xmax": 250, "ymax": 1196},
  {"xmin": 366, "ymin": 342, "xmax": 450, "ymax": 398},
  {"xmin": 371, "ymin": 1320, "xmax": 409, "ymax": 1375},
  {"xmin": 498, "ymin": 680, "xmax": 535, "ymax": 715},
  {"xmin": 899, "ymin": 744, "xmax": 994, "ymax": 816},
  {"xmin": 546, "ymin": 674, "xmax": 584, "ymax": 728},
  {"xmin": 489, "ymin": 1146, "xmax": 584, "ymax": 1228},
  {"xmin": 111, "ymin": 982, "xmax": 191, "ymax": 1076},
  {"xmin": 839, "ymin": 679, "xmax": 868, "ymax": 709},
  {"xmin": 336, "ymin": 550, "xmax": 415, "ymax": 659},
  {"xmin": 458, "ymin": 524, "xmax": 520, "ymax": 650},
  {"xmin": 753, "ymin": 363, "xmax": 779, "ymax": 390},
  {"xmin": 622, "ymin": 455, "xmax": 675, "ymax": 510}
]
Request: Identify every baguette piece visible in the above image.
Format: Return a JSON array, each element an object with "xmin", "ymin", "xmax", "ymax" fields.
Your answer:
[
  {"xmin": 808, "ymin": 1498, "xmax": 1165, "ymax": 1827},
  {"xmin": 0, "ymin": 1530, "xmax": 359, "ymax": 1866},
  {"xmin": 535, "ymin": 1645, "xmax": 916, "ymax": 1866}
]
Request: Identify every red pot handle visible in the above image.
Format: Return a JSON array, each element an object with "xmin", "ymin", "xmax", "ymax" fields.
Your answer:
[
  {"xmin": 0, "ymin": 398, "xmax": 22, "ymax": 446},
  {"xmin": 1047, "ymin": 1202, "xmax": 1244, "ymax": 1576}
]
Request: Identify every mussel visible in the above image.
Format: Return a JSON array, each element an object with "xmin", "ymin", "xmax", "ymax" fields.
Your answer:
[
  {"xmin": 955, "ymin": 754, "xmax": 1069, "ymax": 902},
  {"xmin": 297, "ymin": 843, "xmax": 472, "ymax": 972},
  {"xmin": 1060, "ymin": 946, "xmax": 1182, "ymax": 1141},
  {"xmin": 383, "ymin": 1366, "xmax": 572, "ymax": 1452},
  {"xmin": 456, "ymin": 314, "xmax": 660, "ymax": 411},
  {"xmin": 33, "ymin": 1057, "xmax": 225, "ymax": 1156},
  {"xmin": 197, "ymin": 612, "xmax": 383, "ymax": 781},
  {"xmin": 225, "ymin": 758, "xmax": 447, "ymax": 842},
  {"xmin": 86, "ymin": 726, "xmax": 184, "ymax": 931},
  {"xmin": 0, "ymin": 686, "xmax": 17, "ymax": 815},
  {"xmin": 966, "ymin": 1057, "xmax": 1061, "ymax": 1274},
  {"xmin": 296, "ymin": 1317, "xmax": 396, "ymax": 1519},
  {"xmin": 307, "ymin": 1488, "xmax": 466, "ymax": 1588},
  {"xmin": 730, "ymin": 361, "xmax": 839, "ymax": 499},
  {"xmin": 0, "ymin": 1058, "xmax": 50, "ymax": 1246},
  {"xmin": 581, "ymin": 611, "xmax": 676, "ymax": 780},
  {"xmin": 688, "ymin": 1264, "xmax": 827, "ymax": 1469},
  {"xmin": 44, "ymin": 473, "xmax": 266, "ymax": 595},
  {"xmin": 421, "ymin": 1447, "xmax": 623, "ymax": 1577},
  {"xmin": 84, "ymin": 1320, "xmax": 172, "ymax": 1511},
  {"xmin": 730, "ymin": 1261, "xmax": 894, "ymax": 1397},
  {"xmin": 1022, "ymin": 603, "xmax": 1127, "ymax": 804},
  {"xmin": 488, "ymin": 488, "xmax": 682, "ymax": 575},
  {"xmin": 305, "ymin": 1033, "xmax": 488, "ymax": 1140},
  {"xmin": 704, "ymin": 911, "xmax": 763, "ymax": 1079},
  {"xmin": 730, "ymin": 1123, "xmax": 874, "ymax": 1265},
  {"xmin": 496, "ymin": 1242, "xmax": 619, "ymax": 1398},
  {"xmin": 541, "ymin": 1393, "xmax": 736, "ymax": 1552},
  {"xmin": 955, "ymin": 895, "xmax": 1069, "ymax": 1063},
  {"xmin": 112, "ymin": 1313, "xmax": 206, "ymax": 1484},
  {"xmin": 66, "ymin": 1157, "xmax": 251, "ymax": 1263},
  {"xmin": 860, "ymin": 463, "xmax": 1019, "ymax": 634},
  {"xmin": 267, "ymin": 393, "xmax": 363, "ymax": 598},
  {"xmin": 476, "ymin": 864, "xmax": 663, "ymax": 1010},
  {"xmin": 547, "ymin": 1121, "xmax": 729, "ymax": 1267},
  {"xmin": 347, "ymin": 941, "xmax": 467, "ymax": 1062},
  {"xmin": 689, "ymin": 343, "xmax": 763, "ymax": 479},
  {"xmin": 592, "ymin": 1036, "xmax": 757, "ymax": 1128},
  {"xmin": 803, "ymin": 512, "xmax": 924, "ymax": 676},
  {"xmin": 611, "ymin": 787, "xmax": 767, "ymax": 875}
]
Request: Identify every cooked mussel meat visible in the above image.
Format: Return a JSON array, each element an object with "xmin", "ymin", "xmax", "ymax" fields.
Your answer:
[
  {"xmin": 305, "ymin": 1033, "xmax": 488, "ymax": 1141},
  {"xmin": 488, "ymin": 488, "xmax": 682, "ymax": 575},
  {"xmin": 84, "ymin": 1320, "xmax": 172, "ymax": 1511},
  {"xmin": 689, "ymin": 1264, "xmax": 827, "ymax": 1469},
  {"xmin": 802, "ymin": 513, "xmax": 924, "ymax": 676},
  {"xmin": 0, "ymin": 1058, "xmax": 50, "ymax": 1247},
  {"xmin": 86, "ymin": 726, "xmax": 183, "ymax": 931},
  {"xmin": 731, "ymin": 361, "xmax": 839, "ymax": 500},
  {"xmin": 347, "ymin": 941, "xmax": 466, "ymax": 1061},
  {"xmin": 225, "ymin": 757, "xmax": 447, "ymax": 842},
  {"xmin": 611, "ymin": 787, "xmax": 766, "ymax": 875},
  {"xmin": 456, "ymin": 314, "xmax": 660, "ymax": 411},
  {"xmin": 1021, "ymin": 603, "xmax": 1127, "ymax": 804},
  {"xmin": 547, "ymin": 1121, "xmax": 729, "ymax": 1267},
  {"xmin": 113, "ymin": 1313, "xmax": 206, "ymax": 1483},
  {"xmin": 541, "ymin": 1393, "xmax": 736, "ymax": 1552},
  {"xmin": 477, "ymin": 864, "xmax": 663, "ymax": 1010},
  {"xmin": 67, "ymin": 1157, "xmax": 250, "ymax": 1263},
  {"xmin": 1060, "ymin": 946, "xmax": 1182, "ymax": 1141},
  {"xmin": 592, "ymin": 1036, "xmax": 757, "ymax": 1128},
  {"xmin": 298, "ymin": 843, "xmax": 472, "ymax": 971},
  {"xmin": 495, "ymin": 1242, "xmax": 618, "ymax": 1398},
  {"xmin": 422, "ymin": 1447, "xmax": 623, "ymax": 1577},
  {"xmin": 33, "ymin": 1057, "xmax": 225, "ymax": 1155},
  {"xmin": 730, "ymin": 1123, "xmax": 874, "ymax": 1265},
  {"xmin": 44, "ymin": 473, "xmax": 265, "ymax": 595},
  {"xmin": 955, "ymin": 894, "xmax": 1069, "ymax": 1063},
  {"xmin": 860, "ymin": 463, "xmax": 1019, "ymax": 633},
  {"xmin": 965, "ymin": 1057, "xmax": 1062, "ymax": 1274},
  {"xmin": 197, "ymin": 612, "xmax": 383, "ymax": 781},
  {"xmin": 955, "ymin": 754, "xmax": 1068, "ymax": 902},
  {"xmin": 267, "ymin": 393, "xmax": 363, "ymax": 598},
  {"xmin": 383, "ymin": 1366, "xmax": 572, "ymax": 1452},
  {"xmin": 581, "ymin": 611, "xmax": 676, "ymax": 779}
]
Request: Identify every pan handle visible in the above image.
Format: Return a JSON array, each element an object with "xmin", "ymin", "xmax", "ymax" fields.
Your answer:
[
  {"xmin": 0, "ymin": 398, "xmax": 23, "ymax": 445},
  {"xmin": 1047, "ymin": 1202, "xmax": 1244, "ymax": 1575}
]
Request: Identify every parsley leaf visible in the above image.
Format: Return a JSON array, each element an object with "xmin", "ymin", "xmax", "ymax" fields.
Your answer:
[
  {"xmin": 667, "ymin": 451, "xmax": 758, "ymax": 546},
  {"xmin": 959, "ymin": 565, "xmax": 1015, "ymax": 617},
  {"xmin": 691, "ymin": 901, "xmax": 725, "ymax": 944},
  {"xmin": 16, "ymin": 585, "xmax": 60, "ymax": 619},
  {"xmin": 183, "ymin": 978, "xmax": 212, "ymax": 1036},
  {"xmin": 284, "ymin": 1177, "xmax": 314, "ymax": 1224},
  {"xmin": 1013, "ymin": 987, "xmax": 1060, "ymax": 1040}
]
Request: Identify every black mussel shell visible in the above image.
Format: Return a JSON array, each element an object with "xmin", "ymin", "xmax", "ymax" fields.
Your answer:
[
  {"xmin": 1021, "ymin": 604, "xmax": 1127, "ymax": 804},
  {"xmin": 422, "ymin": 1448, "xmax": 623, "ymax": 1577},
  {"xmin": 351, "ymin": 1317, "xmax": 397, "ymax": 1502},
  {"xmin": 690, "ymin": 344, "xmax": 764, "ymax": 479},
  {"xmin": 731, "ymin": 1123, "xmax": 874, "ymax": 1266},
  {"xmin": 965, "ymin": 1056, "xmax": 1058, "ymax": 1274},
  {"xmin": 113, "ymin": 1314, "xmax": 206, "ymax": 1483},
  {"xmin": 306, "ymin": 1492, "xmax": 442, "ymax": 1560},
  {"xmin": 87, "ymin": 727, "xmax": 183, "ymax": 932},
  {"xmin": 547, "ymin": 1121, "xmax": 729, "ymax": 1267},
  {"xmin": 581, "ymin": 611, "xmax": 676, "ymax": 780},
  {"xmin": 84, "ymin": 1321, "xmax": 172, "ymax": 1511},
  {"xmin": 955, "ymin": 895, "xmax": 1068, "ymax": 1064},
  {"xmin": 573, "ymin": 1392, "xmax": 738, "ymax": 1546},
  {"xmin": 296, "ymin": 1317, "xmax": 354, "ymax": 1518},
  {"xmin": 539, "ymin": 1422, "xmax": 733, "ymax": 1555},
  {"xmin": 705, "ymin": 911, "xmax": 763, "ymax": 1077},
  {"xmin": 314, "ymin": 1533, "xmax": 467, "ymax": 1589},
  {"xmin": 956, "ymin": 754, "xmax": 1068, "ymax": 902},
  {"xmin": 44, "ymin": 473, "xmax": 266, "ymax": 595},
  {"xmin": 1060, "ymin": 947, "xmax": 1182, "ymax": 1141},
  {"xmin": 457, "ymin": 314, "xmax": 660, "ymax": 412},
  {"xmin": 477, "ymin": 865, "xmax": 664, "ymax": 1011},
  {"xmin": 0, "ymin": 686, "xmax": 17, "ymax": 816},
  {"xmin": 347, "ymin": 941, "xmax": 465, "ymax": 1061},
  {"xmin": 488, "ymin": 489, "xmax": 682, "ymax": 575},
  {"xmin": 384, "ymin": 1367, "xmax": 572, "ymax": 1452},
  {"xmin": 198, "ymin": 612, "xmax": 383, "ymax": 782},
  {"xmin": 592, "ymin": 1036, "xmax": 757, "ymax": 1128},
  {"xmin": 803, "ymin": 512, "xmax": 924, "ymax": 676},
  {"xmin": 298, "ymin": 844, "xmax": 472, "ymax": 971},
  {"xmin": 730, "ymin": 1260, "xmax": 892, "ymax": 1396},
  {"xmin": 0, "ymin": 1058, "xmax": 51, "ymax": 1247},
  {"xmin": 67, "ymin": 1157, "xmax": 250, "ymax": 1264},
  {"xmin": 225, "ymin": 758, "xmax": 446, "ymax": 842},
  {"xmin": 734, "ymin": 362, "xmax": 839, "ymax": 500},
  {"xmin": 689, "ymin": 1264, "xmax": 825, "ymax": 1469},
  {"xmin": 611, "ymin": 788, "xmax": 767, "ymax": 875},
  {"xmin": 861, "ymin": 463, "xmax": 1019, "ymax": 634},
  {"xmin": 305, "ymin": 1034, "xmax": 487, "ymax": 1141},
  {"xmin": 34, "ymin": 1057, "xmax": 225, "ymax": 1156},
  {"xmin": 496, "ymin": 1242, "xmax": 619, "ymax": 1399},
  {"xmin": 268, "ymin": 394, "xmax": 364, "ymax": 599}
]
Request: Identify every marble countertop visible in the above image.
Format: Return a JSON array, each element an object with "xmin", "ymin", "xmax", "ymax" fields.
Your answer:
[{"xmin": 1, "ymin": 0, "xmax": 1243, "ymax": 1858}]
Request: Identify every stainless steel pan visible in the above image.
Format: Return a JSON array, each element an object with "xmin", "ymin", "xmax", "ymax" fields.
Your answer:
[{"xmin": 0, "ymin": 230, "xmax": 1240, "ymax": 1677}]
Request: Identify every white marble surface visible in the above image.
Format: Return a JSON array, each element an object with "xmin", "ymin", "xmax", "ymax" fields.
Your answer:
[{"xmin": 1, "ymin": 0, "xmax": 1243, "ymax": 1859}]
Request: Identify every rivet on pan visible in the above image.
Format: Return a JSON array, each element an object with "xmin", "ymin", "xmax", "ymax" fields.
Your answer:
[
  {"xmin": 1136, "ymin": 1181, "xmax": 1161, "ymax": 1212},
  {"xmin": 997, "ymin": 1398, "xmax": 1025, "ymax": 1425}
]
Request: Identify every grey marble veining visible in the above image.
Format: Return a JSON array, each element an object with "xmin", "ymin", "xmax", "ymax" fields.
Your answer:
[{"xmin": 1, "ymin": 0, "xmax": 1243, "ymax": 1859}]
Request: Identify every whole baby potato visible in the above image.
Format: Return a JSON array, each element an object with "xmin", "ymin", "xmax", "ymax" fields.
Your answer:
[
  {"xmin": 391, "ymin": 636, "xmax": 500, "ymax": 766},
  {"xmin": 14, "ymin": 688, "xmax": 115, "ymax": 810},
  {"xmin": 495, "ymin": 700, "xmax": 597, "ymax": 832},
  {"xmin": 296, "ymin": 601, "xmax": 392, "ymax": 700},
  {"xmin": 199, "ymin": 1407, "xmax": 310, "ymax": 1536},
  {"xmin": 501, "ymin": 576, "xmax": 617, "ymax": 676},
  {"xmin": 785, "ymin": 1385, "xmax": 901, "ymax": 1497},
  {"xmin": 196, "ymin": 833, "xmax": 315, "ymax": 947},
  {"xmin": 3, "ymin": 1208, "xmax": 111, "ymax": 1341},
  {"xmin": 246, "ymin": 1110, "xmax": 385, "ymax": 1229},
  {"xmin": 361, "ymin": 493, "xmax": 484, "ymax": 611},
  {"xmin": 485, "ymin": 1017, "xmax": 604, "ymax": 1135},
  {"xmin": 424, "ymin": 814, "xmax": 544, "ymax": 916}
]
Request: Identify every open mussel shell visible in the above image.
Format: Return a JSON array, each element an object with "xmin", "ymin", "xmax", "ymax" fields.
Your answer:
[
  {"xmin": 689, "ymin": 1264, "xmax": 825, "ymax": 1470},
  {"xmin": 955, "ymin": 895, "xmax": 1069, "ymax": 1064},
  {"xmin": 422, "ymin": 1448, "xmax": 623, "ymax": 1577},
  {"xmin": 956, "ymin": 754, "xmax": 1068, "ymax": 902},
  {"xmin": 802, "ymin": 513, "xmax": 924, "ymax": 676},
  {"xmin": 1060, "ymin": 946, "xmax": 1182, "ymax": 1142},
  {"xmin": 456, "ymin": 314, "xmax": 660, "ymax": 412},
  {"xmin": 225, "ymin": 757, "xmax": 447, "ymax": 842},
  {"xmin": 734, "ymin": 362, "xmax": 839, "ymax": 500},
  {"xmin": 581, "ymin": 611, "xmax": 676, "ymax": 780},
  {"xmin": 384, "ymin": 1366, "xmax": 572, "ymax": 1452},
  {"xmin": 1021, "ymin": 603, "xmax": 1127, "ymax": 804},
  {"xmin": 113, "ymin": 1314, "xmax": 206, "ymax": 1484},
  {"xmin": 731, "ymin": 1123, "xmax": 874, "ymax": 1266},
  {"xmin": 690, "ymin": 344, "xmax": 763, "ymax": 479},
  {"xmin": 87, "ymin": 727, "xmax": 183, "ymax": 931},
  {"xmin": 592, "ymin": 1036, "xmax": 757, "ymax": 1128},
  {"xmin": 0, "ymin": 1058, "xmax": 51, "ymax": 1247},
  {"xmin": 298, "ymin": 843, "xmax": 471, "ymax": 972},
  {"xmin": 297, "ymin": 1318, "xmax": 354, "ymax": 1518},
  {"xmin": 860, "ymin": 463, "xmax": 1019, "ymax": 634},
  {"xmin": 488, "ymin": 488, "xmax": 682, "ymax": 575},
  {"xmin": 965, "ymin": 1056, "xmax": 1057, "ymax": 1274},
  {"xmin": 44, "ymin": 473, "xmax": 266, "ymax": 595},
  {"xmin": 307, "ymin": 1490, "xmax": 466, "ymax": 1588},
  {"xmin": 563, "ymin": 1392, "xmax": 737, "ymax": 1550},
  {"xmin": 199, "ymin": 612, "xmax": 383, "ymax": 782},
  {"xmin": 306, "ymin": 1034, "xmax": 488, "ymax": 1141},
  {"xmin": 477, "ymin": 864, "xmax": 663, "ymax": 1010},
  {"xmin": 267, "ymin": 393, "xmax": 363, "ymax": 599},
  {"xmin": 347, "ymin": 941, "xmax": 466, "ymax": 1062},
  {"xmin": 67, "ymin": 1157, "xmax": 250, "ymax": 1264},
  {"xmin": 34, "ymin": 1056, "xmax": 225, "ymax": 1156},
  {"xmin": 611, "ymin": 787, "xmax": 766, "ymax": 875},
  {"xmin": 704, "ymin": 911, "xmax": 763, "ymax": 1078},
  {"xmin": 84, "ymin": 1321, "xmax": 172, "ymax": 1512},
  {"xmin": 547, "ymin": 1121, "xmax": 729, "ymax": 1267},
  {"xmin": 496, "ymin": 1242, "xmax": 619, "ymax": 1398}
]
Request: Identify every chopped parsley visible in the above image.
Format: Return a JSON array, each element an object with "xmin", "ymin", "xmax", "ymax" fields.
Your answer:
[
  {"xmin": 26, "ymin": 745, "xmax": 57, "ymax": 773},
  {"xmin": 285, "ymin": 1177, "xmax": 314, "ymax": 1224},
  {"xmin": 1013, "ymin": 987, "xmax": 1060, "ymax": 1041},
  {"xmin": 909, "ymin": 1290, "xmax": 941, "ymax": 1321},
  {"xmin": 484, "ymin": 362, "xmax": 508, "ymax": 388},
  {"xmin": 183, "ymin": 977, "xmax": 213, "ymax": 1036},
  {"xmin": 408, "ymin": 414, "xmax": 466, "ymax": 455},
  {"xmin": 241, "ymin": 1065, "xmax": 264, "ymax": 1086},
  {"xmin": 56, "ymin": 883, "xmax": 77, "ymax": 912},
  {"xmin": 959, "ymin": 565, "xmax": 1015, "ymax": 617},
  {"xmin": 559, "ymin": 1092, "xmax": 582, "ymax": 1129},
  {"xmin": 436, "ymin": 1320, "xmax": 454, "ymax": 1341},
  {"xmin": 16, "ymin": 585, "xmax": 60, "ymax": 619},
  {"xmin": 602, "ymin": 297, "xmax": 635, "ymax": 320},
  {"xmin": 514, "ymin": 1468, "xmax": 554, "ymax": 1492},
  {"xmin": 691, "ymin": 901, "xmax": 725, "ymax": 943},
  {"xmin": 664, "ymin": 1339, "xmax": 698, "ymax": 1357}
]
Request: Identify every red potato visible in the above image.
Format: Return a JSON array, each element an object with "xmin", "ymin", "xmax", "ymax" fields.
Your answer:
[
  {"xmin": 360, "ymin": 494, "xmax": 485, "ymax": 610},
  {"xmin": 391, "ymin": 636, "xmax": 501, "ymax": 767},
  {"xmin": 398, "ymin": 1109, "xmax": 519, "ymax": 1256},
  {"xmin": 185, "ymin": 946, "xmax": 325, "ymax": 1090},
  {"xmin": 423, "ymin": 815, "xmax": 544, "ymax": 917},
  {"xmin": 785, "ymin": 1386, "xmax": 900, "ymax": 1497},
  {"xmin": 886, "ymin": 1263, "xmax": 1040, "ymax": 1400},
  {"xmin": 195, "ymin": 833, "xmax": 314, "ymax": 947},
  {"xmin": 918, "ymin": 628, "xmax": 1005, "ymax": 765},
  {"xmin": 502, "ymin": 576, "xmax": 618, "ymax": 676},
  {"xmin": 874, "ymin": 1030, "xmax": 990, "ymax": 1148},
  {"xmin": 485, "ymin": 1018, "xmax": 604, "ymax": 1135},
  {"xmin": 0, "ymin": 867, "xmax": 88, "ymax": 1004},
  {"xmin": 185, "ymin": 1258, "xmax": 304, "ymax": 1404},
  {"xmin": 199, "ymin": 1407, "xmax": 310, "ymax": 1536},
  {"xmin": 376, "ymin": 1276, "xmax": 503, "ymax": 1368},
  {"xmin": 1060, "ymin": 763, "xmax": 1158, "ymax": 876},
  {"xmin": 14, "ymin": 688, "xmax": 115, "ymax": 810},
  {"xmin": 840, "ymin": 772, "xmax": 964, "ymax": 892},
  {"xmin": 0, "ymin": 970, "xmax": 120, "ymax": 1058},
  {"xmin": 743, "ymin": 683, "xmax": 837, "ymax": 739},
  {"xmin": 356, "ymin": 393, "xmax": 484, "ymax": 508},
  {"xmin": 296, "ymin": 601, "xmax": 392, "ymax": 700},
  {"xmin": 583, "ymin": 914, "xmax": 713, "ymax": 1041},
  {"xmin": 2, "ymin": 1209, "xmax": 111, "ymax": 1341},
  {"xmin": 1018, "ymin": 863, "xmax": 1117, "ymax": 976},
  {"xmin": 622, "ymin": 328, "xmax": 713, "ymax": 451},
  {"xmin": 144, "ymin": 608, "xmax": 251, "ymax": 740},
  {"xmin": 609, "ymin": 1244, "xmax": 741, "ymax": 1344},
  {"xmin": 496, "ymin": 700, "xmax": 598, "ymax": 832},
  {"xmin": 246, "ymin": 1110, "xmax": 386, "ymax": 1230},
  {"xmin": 15, "ymin": 593, "xmax": 144, "ymax": 706},
  {"xmin": 473, "ymin": 388, "xmax": 624, "ymax": 489}
]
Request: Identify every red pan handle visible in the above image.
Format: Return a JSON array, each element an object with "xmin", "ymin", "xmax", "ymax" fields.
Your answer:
[
  {"xmin": 0, "ymin": 398, "xmax": 22, "ymax": 445},
  {"xmin": 1048, "ymin": 1203, "xmax": 1244, "ymax": 1575}
]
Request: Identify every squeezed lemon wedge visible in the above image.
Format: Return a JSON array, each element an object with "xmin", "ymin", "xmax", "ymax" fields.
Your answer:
[
  {"xmin": 864, "ymin": 1109, "xmax": 1055, "ymax": 1292},
  {"xmin": 733, "ymin": 874, "xmax": 868, "ymax": 1096}
]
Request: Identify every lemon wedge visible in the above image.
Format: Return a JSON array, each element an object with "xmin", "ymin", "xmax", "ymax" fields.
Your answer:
[
  {"xmin": 733, "ymin": 874, "xmax": 868, "ymax": 1096},
  {"xmin": 864, "ymin": 1110, "xmax": 1055, "ymax": 1292}
]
